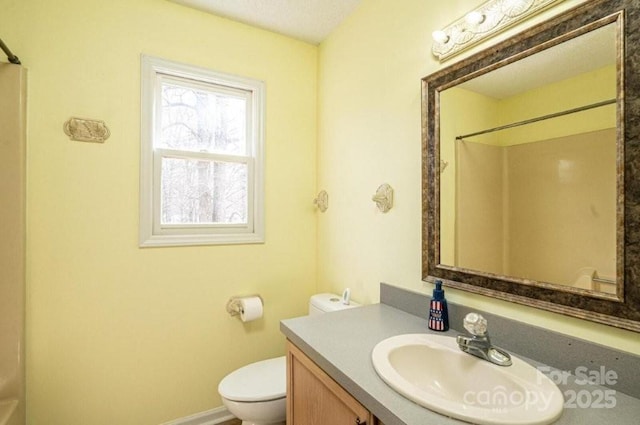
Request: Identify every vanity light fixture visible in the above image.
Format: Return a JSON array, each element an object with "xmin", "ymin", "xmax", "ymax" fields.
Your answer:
[{"xmin": 431, "ymin": 0, "xmax": 565, "ymax": 61}]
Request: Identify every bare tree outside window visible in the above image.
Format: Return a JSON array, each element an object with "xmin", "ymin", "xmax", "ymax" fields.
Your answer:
[{"xmin": 159, "ymin": 83, "xmax": 248, "ymax": 225}]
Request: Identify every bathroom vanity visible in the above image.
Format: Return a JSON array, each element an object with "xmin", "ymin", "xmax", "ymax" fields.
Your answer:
[
  {"xmin": 287, "ymin": 342, "xmax": 380, "ymax": 425},
  {"xmin": 280, "ymin": 285, "xmax": 640, "ymax": 425}
]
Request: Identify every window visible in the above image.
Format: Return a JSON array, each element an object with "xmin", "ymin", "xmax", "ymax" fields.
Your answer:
[{"xmin": 140, "ymin": 56, "xmax": 264, "ymax": 246}]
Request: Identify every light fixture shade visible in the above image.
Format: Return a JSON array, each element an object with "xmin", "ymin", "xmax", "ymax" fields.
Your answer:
[
  {"xmin": 432, "ymin": 30, "xmax": 449, "ymax": 44},
  {"xmin": 465, "ymin": 11, "xmax": 485, "ymax": 25}
]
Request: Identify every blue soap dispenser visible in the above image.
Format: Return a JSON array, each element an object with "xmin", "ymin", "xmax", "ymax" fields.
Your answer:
[{"xmin": 428, "ymin": 280, "xmax": 449, "ymax": 331}]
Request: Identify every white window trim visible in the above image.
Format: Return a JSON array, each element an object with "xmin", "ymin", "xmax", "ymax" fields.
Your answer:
[{"xmin": 139, "ymin": 55, "xmax": 265, "ymax": 247}]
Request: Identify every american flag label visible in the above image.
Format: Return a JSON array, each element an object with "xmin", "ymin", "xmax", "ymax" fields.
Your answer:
[{"xmin": 428, "ymin": 300, "xmax": 447, "ymax": 331}]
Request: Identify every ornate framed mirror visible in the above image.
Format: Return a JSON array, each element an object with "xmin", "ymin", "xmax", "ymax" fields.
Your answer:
[{"xmin": 422, "ymin": 0, "xmax": 640, "ymax": 332}]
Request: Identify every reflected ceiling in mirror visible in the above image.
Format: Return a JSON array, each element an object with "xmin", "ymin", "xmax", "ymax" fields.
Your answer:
[{"xmin": 422, "ymin": 0, "xmax": 640, "ymax": 332}]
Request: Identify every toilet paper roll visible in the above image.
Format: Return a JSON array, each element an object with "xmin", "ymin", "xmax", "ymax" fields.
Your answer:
[{"xmin": 239, "ymin": 296, "xmax": 263, "ymax": 322}]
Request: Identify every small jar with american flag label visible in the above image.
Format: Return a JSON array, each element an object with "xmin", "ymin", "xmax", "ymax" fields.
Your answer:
[{"xmin": 428, "ymin": 280, "xmax": 449, "ymax": 331}]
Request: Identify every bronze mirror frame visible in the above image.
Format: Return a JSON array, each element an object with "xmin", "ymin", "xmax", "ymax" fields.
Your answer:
[{"xmin": 422, "ymin": 0, "xmax": 640, "ymax": 332}]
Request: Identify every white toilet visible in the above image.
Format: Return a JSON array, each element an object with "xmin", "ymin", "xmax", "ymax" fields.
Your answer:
[{"xmin": 217, "ymin": 293, "xmax": 359, "ymax": 425}]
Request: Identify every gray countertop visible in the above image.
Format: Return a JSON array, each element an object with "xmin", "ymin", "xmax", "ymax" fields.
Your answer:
[{"xmin": 280, "ymin": 303, "xmax": 640, "ymax": 425}]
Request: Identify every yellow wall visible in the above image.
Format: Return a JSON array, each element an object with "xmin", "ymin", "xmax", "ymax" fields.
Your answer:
[
  {"xmin": 497, "ymin": 65, "xmax": 617, "ymax": 145},
  {"xmin": 2, "ymin": 1, "xmax": 317, "ymax": 424},
  {"xmin": 446, "ymin": 65, "xmax": 616, "ymax": 148},
  {"xmin": 317, "ymin": 0, "xmax": 640, "ymax": 356}
]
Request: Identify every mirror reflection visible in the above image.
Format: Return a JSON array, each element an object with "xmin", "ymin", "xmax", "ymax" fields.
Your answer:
[{"xmin": 438, "ymin": 23, "xmax": 618, "ymax": 296}]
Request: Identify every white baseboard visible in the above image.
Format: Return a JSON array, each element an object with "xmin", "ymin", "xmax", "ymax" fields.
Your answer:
[{"xmin": 160, "ymin": 406, "xmax": 235, "ymax": 425}]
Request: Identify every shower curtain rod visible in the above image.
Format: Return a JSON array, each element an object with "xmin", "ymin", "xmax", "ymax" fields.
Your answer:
[
  {"xmin": 0, "ymin": 38, "xmax": 21, "ymax": 65},
  {"xmin": 455, "ymin": 98, "xmax": 616, "ymax": 141}
]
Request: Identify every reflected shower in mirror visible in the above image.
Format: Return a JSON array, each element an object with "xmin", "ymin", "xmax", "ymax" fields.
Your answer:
[{"xmin": 439, "ymin": 23, "xmax": 618, "ymax": 296}]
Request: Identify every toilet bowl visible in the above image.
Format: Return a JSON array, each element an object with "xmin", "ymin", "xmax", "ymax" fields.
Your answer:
[
  {"xmin": 217, "ymin": 293, "xmax": 359, "ymax": 425},
  {"xmin": 219, "ymin": 357, "xmax": 287, "ymax": 425}
]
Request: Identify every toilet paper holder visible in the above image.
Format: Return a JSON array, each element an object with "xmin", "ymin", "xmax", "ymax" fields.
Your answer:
[{"xmin": 226, "ymin": 295, "xmax": 263, "ymax": 317}]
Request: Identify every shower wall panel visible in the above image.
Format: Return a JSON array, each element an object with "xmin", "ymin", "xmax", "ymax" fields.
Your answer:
[{"xmin": 0, "ymin": 63, "xmax": 27, "ymax": 425}]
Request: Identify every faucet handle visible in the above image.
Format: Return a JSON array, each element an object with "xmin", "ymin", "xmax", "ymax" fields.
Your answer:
[{"xmin": 463, "ymin": 312, "xmax": 488, "ymax": 336}]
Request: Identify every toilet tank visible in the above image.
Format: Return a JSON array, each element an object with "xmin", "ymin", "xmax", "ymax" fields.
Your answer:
[{"xmin": 308, "ymin": 293, "xmax": 360, "ymax": 316}]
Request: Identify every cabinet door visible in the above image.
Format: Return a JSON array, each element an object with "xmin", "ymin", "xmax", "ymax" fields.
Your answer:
[{"xmin": 287, "ymin": 341, "xmax": 373, "ymax": 425}]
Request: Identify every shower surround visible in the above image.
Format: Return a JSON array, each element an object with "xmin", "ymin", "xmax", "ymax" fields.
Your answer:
[{"xmin": 0, "ymin": 63, "xmax": 26, "ymax": 425}]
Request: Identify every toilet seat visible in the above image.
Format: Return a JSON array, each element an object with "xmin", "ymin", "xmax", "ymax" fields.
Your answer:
[{"xmin": 218, "ymin": 356, "xmax": 286, "ymax": 402}]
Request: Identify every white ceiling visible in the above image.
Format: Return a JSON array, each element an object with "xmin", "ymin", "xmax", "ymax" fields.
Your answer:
[{"xmin": 169, "ymin": 0, "xmax": 363, "ymax": 45}]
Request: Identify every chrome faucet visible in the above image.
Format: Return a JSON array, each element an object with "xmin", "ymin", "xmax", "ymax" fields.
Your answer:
[{"xmin": 456, "ymin": 313, "xmax": 512, "ymax": 367}]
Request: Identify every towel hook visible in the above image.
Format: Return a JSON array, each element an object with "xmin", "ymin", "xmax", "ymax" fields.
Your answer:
[
  {"xmin": 314, "ymin": 190, "xmax": 329, "ymax": 212},
  {"xmin": 372, "ymin": 184, "xmax": 393, "ymax": 213}
]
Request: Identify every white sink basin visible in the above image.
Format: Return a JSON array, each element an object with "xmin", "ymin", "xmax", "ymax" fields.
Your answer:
[{"xmin": 372, "ymin": 333, "xmax": 564, "ymax": 425}]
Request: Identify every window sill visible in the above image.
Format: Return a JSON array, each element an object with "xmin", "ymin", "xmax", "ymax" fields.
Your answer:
[{"xmin": 139, "ymin": 232, "xmax": 265, "ymax": 248}]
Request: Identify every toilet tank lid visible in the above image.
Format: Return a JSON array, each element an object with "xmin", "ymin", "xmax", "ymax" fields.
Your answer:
[
  {"xmin": 218, "ymin": 356, "xmax": 286, "ymax": 402},
  {"xmin": 310, "ymin": 293, "xmax": 360, "ymax": 312}
]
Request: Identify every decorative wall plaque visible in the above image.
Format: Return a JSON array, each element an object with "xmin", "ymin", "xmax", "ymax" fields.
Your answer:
[{"xmin": 63, "ymin": 117, "xmax": 110, "ymax": 143}]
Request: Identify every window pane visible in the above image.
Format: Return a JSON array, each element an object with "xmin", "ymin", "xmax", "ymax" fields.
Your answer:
[
  {"xmin": 160, "ymin": 157, "xmax": 248, "ymax": 225},
  {"xmin": 159, "ymin": 82, "xmax": 247, "ymax": 155}
]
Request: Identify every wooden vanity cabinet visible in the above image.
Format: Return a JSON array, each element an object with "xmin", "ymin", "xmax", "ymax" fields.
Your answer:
[{"xmin": 287, "ymin": 340, "xmax": 384, "ymax": 425}]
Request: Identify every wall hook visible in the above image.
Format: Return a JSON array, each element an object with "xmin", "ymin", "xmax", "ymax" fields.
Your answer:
[
  {"xmin": 314, "ymin": 190, "xmax": 329, "ymax": 212},
  {"xmin": 372, "ymin": 184, "xmax": 393, "ymax": 213}
]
